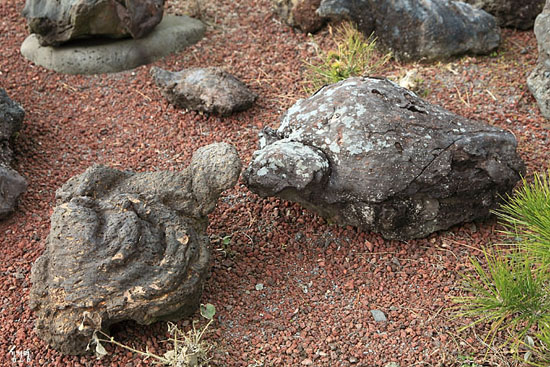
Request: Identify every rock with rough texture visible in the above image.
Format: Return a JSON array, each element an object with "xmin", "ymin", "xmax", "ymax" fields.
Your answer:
[
  {"xmin": 464, "ymin": 0, "xmax": 544, "ymax": 29},
  {"xmin": 244, "ymin": 77, "xmax": 525, "ymax": 240},
  {"xmin": 21, "ymin": 15, "xmax": 205, "ymax": 75},
  {"xmin": 151, "ymin": 67, "xmax": 257, "ymax": 116},
  {"xmin": 30, "ymin": 143, "xmax": 241, "ymax": 355},
  {"xmin": 0, "ymin": 89, "xmax": 27, "ymax": 219},
  {"xmin": 272, "ymin": 0, "xmax": 326, "ymax": 33},
  {"xmin": 528, "ymin": 0, "xmax": 550, "ymax": 119},
  {"xmin": 22, "ymin": 0, "xmax": 164, "ymax": 46},
  {"xmin": 0, "ymin": 165, "xmax": 27, "ymax": 219},
  {"xmin": 317, "ymin": 0, "xmax": 501, "ymax": 61}
]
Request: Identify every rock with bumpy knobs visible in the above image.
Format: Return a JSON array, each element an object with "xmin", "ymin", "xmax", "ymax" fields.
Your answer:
[{"xmin": 30, "ymin": 143, "xmax": 241, "ymax": 355}]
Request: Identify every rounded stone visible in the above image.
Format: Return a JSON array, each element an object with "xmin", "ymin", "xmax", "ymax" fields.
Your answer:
[{"xmin": 20, "ymin": 15, "xmax": 205, "ymax": 75}]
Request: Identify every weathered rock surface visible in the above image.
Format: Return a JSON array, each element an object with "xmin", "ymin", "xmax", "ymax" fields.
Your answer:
[
  {"xmin": 0, "ymin": 89, "xmax": 27, "ymax": 219},
  {"xmin": 464, "ymin": 0, "xmax": 544, "ymax": 29},
  {"xmin": 22, "ymin": 0, "xmax": 165, "ymax": 46},
  {"xmin": 244, "ymin": 77, "xmax": 525, "ymax": 240},
  {"xmin": 20, "ymin": 15, "xmax": 205, "ymax": 75},
  {"xmin": 528, "ymin": 0, "xmax": 550, "ymax": 119},
  {"xmin": 317, "ymin": 0, "xmax": 501, "ymax": 61},
  {"xmin": 30, "ymin": 143, "xmax": 241, "ymax": 355},
  {"xmin": 151, "ymin": 67, "xmax": 257, "ymax": 116},
  {"xmin": 272, "ymin": 0, "xmax": 326, "ymax": 33}
]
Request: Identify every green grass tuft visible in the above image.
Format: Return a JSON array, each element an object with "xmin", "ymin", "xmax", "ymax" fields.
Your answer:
[{"xmin": 303, "ymin": 22, "xmax": 391, "ymax": 94}]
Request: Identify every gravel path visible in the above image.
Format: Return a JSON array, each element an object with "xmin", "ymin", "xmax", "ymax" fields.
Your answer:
[{"xmin": 1, "ymin": 0, "xmax": 548, "ymax": 366}]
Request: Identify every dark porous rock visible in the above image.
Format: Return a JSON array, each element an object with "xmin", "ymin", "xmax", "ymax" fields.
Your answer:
[
  {"xmin": 244, "ymin": 77, "xmax": 525, "ymax": 240},
  {"xmin": 272, "ymin": 0, "xmax": 326, "ymax": 33},
  {"xmin": 0, "ymin": 89, "xmax": 25, "ymax": 143},
  {"xmin": 0, "ymin": 89, "xmax": 27, "ymax": 219},
  {"xmin": 317, "ymin": 0, "xmax": 501, "ymax": 61},
  {"xmin": 22, "ymin": 0, "xmax": 165, "ymax": 46},
  {"xmin": 30, "ymin": 143, "xmax": 241, "ymax": 355},
  {"xmin": 528, "ymin": 0, "xmax": 550, "ymax": 119},
  {"xmin": 464, "ymin": 0, "xmax": 545, "ymax": 30},
  {"xmin": 0, "ymin": 165, "xmax": 27, "ymax": 219},
  {"xmin": 151, "ymin": 67, "xmax": 257, "ymax": 116}
]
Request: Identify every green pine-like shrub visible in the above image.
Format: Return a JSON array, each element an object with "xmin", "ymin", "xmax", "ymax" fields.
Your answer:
[{"xmin": 454, "ymin": 170, "xmax": 550, "ymax": 365}]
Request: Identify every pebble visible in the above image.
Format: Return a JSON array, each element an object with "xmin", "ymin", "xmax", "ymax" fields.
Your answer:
[
  {"xmin": 255, "ymin": 283, "xmax": 264, "ymax": 291},
  {"xmin": 370, "ymin": 309, "xmax": 388, "ymax": 322}
]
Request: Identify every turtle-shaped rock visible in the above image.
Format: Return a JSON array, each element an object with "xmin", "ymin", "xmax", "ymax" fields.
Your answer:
[{"xmin": 244, "ymin": 77, "xmax": 525, "ymax": 240}]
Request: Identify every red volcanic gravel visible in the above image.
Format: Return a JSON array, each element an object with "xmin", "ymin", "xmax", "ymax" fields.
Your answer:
[{"xmin": 1, "ymin": 1, "xmax": 549, "ymax": 366}]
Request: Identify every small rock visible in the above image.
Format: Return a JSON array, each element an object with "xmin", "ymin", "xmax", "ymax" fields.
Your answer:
[
  {"xmin": 272, "ymin": 0, "xmax": 326, "ymax": 33},
  {"xmin": 301, "ymin": 358, "xmax": 314, "ymax": 365},
  {"xmin": 0, "ymin": 166, "xmax": 27, "ymax": 219},
  {"xmin": 349, "ymin": 356, "xmax": 358, "ymax": 363},
  {"xmin": 255, "ymin": 283, "xmax": 264, "ymax": 291},
  {"xmin": 151, "ymin": 66, "xmax": 257, "ymax": 116},
  {"xmin": 385, "ymin": 363, "xmax": 400, "ymax": 367},
  {"xmin": 370, "ymin": 309, "xmax": 387, "ymax": 322}
]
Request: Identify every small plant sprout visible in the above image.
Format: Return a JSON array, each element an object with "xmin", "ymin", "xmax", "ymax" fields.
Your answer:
[
  {"xmin": 303, "ymin": 22, "xmax": 391, "ymax": 93},
  {"xmin": 91, "ymin": 303, "xmax": 217, "ymax": 366}
]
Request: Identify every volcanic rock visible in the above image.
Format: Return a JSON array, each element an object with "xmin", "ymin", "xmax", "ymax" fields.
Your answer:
[
  {"xmin": 317, "ymin": 0, "xmax": 501, "ymax": 61},
  {"xmin": 151, "ymin": 67, "xmax": 257, "ymax": 116},
  {"xmin": 30, "ymin": 143, "xmax": 241, "ymax": 355},
  {"xmin": 272, "ymin": 0, "xmax": 326, "ymax": 33},
  {"xmin": 528, "ymin": 0, "xmax": 550, "ymax": 119},
  {"xmin": 244, "ymin": 77, "xmax": 525, "ymax": 240},
  {"xmin": 0, "ymin": 89, "xmax": 27, "ymax": 219},
  {"xmin": 22, "ymin": 0, "xmax": 165, "ymax": 46},
  {"xmin": 464, "ymin": 0, "xmax": 545, "ymax": 29}
]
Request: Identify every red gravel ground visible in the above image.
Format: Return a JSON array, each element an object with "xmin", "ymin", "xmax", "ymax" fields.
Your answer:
[{"xmin": 1, "ymin": 0, "xmax": 549, "ymax": 366}]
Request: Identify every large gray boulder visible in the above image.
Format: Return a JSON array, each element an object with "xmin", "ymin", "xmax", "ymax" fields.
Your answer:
[
  {"xmin": 0, "ymin": 89, "xmax": 27, "ymax": 219},
  {"xmin": 244, "ymin": 77, "xmax": 525, "ymax": 240},
  {"xmin": 272, "ymin": 0, "xmax": 326, "ymax": 33},
  {"xmin": 20, "ymin": 15, "xmax": 205, "ymax": 75},
  {"xmin": 22, "ymin": 0, "xmax": 165, "ymax": 46},
  {"xmin": 528, "ymin": 0, "xmax": 550, "ymax": 119},
  {"xmin": 464, "ymin": 0, "xmax": 545, "ymax": 29},
  {"xmin": 151, "ymin": 67, "xmax": 257, "ymax": 116},
  {"xmin": 30, "ymin": 143, "xmax": 241, "ymax": 355},
  {"xmin": 317, "ymin": 0, "xmax": 501, "ymax": 61}
]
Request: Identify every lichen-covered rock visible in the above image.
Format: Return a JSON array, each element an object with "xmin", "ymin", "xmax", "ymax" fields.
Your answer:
[
  {"xmin": 151, "ymin": 67, "xmax": 257, "ymax": 116},
  {"xmin": 22, "ymin": 0, "xmax": 165, "ymax": 46},
  {"xmin": 528, "ymin": 0, "xmax": 550, "ymax": 119},
  {"xmin": 317, "ymin": 0, "xmax": 501, "ymax": 61},
  {"xmin": 272, "ymin": 0, "xmax": 326, "ymax": 33},
  {"xmin": 30, "ymin": 143, "xmax": 241, "ymax": 355},
  {"xmin": 244, "ymin": 77, "xmax": 525, "ymax": 240},
  {"xmin": 464, "ymin": 0, "xmax": 544, "ymax": 29},
  {"xmin": 0, "ymin": 89, "xmax": 27, "ymax": 219}
]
